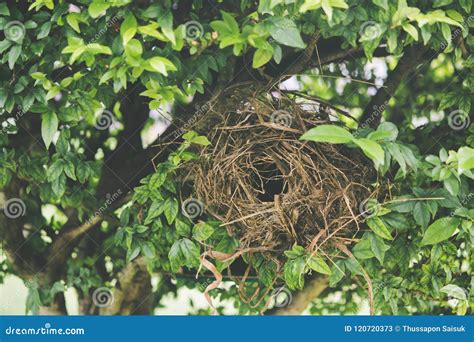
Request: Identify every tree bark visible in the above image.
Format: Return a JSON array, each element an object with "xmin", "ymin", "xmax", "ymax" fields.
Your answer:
[
  {"xmin": 360, "ymin": 45, "xmax": 431, "ymax": 128},
  {"xmin": 267, "ymin": 276, "xmax": 329, "ymax": 315}
]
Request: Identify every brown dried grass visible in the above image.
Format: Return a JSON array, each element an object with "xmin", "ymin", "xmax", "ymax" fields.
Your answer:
[{"xmin": 182, "ymin": 85, "xmax": 376, "ymax": 259}]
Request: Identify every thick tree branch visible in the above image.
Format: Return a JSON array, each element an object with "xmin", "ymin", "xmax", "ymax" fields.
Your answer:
[
  {"xmin": 360, "ymin": 45, "xmax": 431, "ymax": 128},
  {"xmin": 0, "ymin": 181, "xmax": 45, "ymax": 278},
  {"xmin": 100, "ymin": 257, "xmax": 152, "ymax": 315},
  {"xmin": 267, "ymin": 276, "xmax": 329, "ymax": 315}
]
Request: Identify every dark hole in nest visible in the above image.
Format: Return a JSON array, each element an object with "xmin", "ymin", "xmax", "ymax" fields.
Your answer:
[{"xmin": 251, "ymin": 161, "xmax": 288, "ymax": 202}]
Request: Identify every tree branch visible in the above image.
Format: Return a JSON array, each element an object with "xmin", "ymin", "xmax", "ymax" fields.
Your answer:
[
  {"xmin": 360, "ymin": 45, "xmax": 431, "ymax": 128},
  {"xmin": 267, "ymin": 276, "xmax": 329, "ymax": 315},
  {"xmin": 100, "ymin": 257, "xmax": 152, "ymax": 315}
]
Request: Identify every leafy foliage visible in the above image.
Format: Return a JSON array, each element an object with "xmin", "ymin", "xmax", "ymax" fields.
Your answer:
[{"xmin": 0, "ymin": 0, "xmax": 472, "ymax": 315}]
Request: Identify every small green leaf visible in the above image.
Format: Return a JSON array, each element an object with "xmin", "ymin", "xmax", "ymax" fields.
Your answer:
[
  {"xmin": 144, "ymin": 200, "xmax": 164, "ymax": 225},
  {"xmin": 88, "ymin": 1, "xmax": 110, "ymax": 18},
  {"xmin": 367, "ymin": 216, "xmax": 393, "ymax": 240},
  {"xmin": 457, "ymin": 147, "xmax": 474, "ymax": 172},
  {"xmin": 370, "ymin": 233, "xmax": 389, "ymax": 263},
  {"xmin": 8, "ymin": 45, "xmax": 21, "ymax": 69},
  {"xmin": 47, "ymin": 160, "xmax": 64, "ymax": 181},
  {"xmin": 402, "ymin": 23, "xmax": 419, "ymax": 41},
  {"xmin": 284, "ymin": 256, "xmax": 305, "ymax": 290},
  {"xmin": 352, "ymin": 239, "xmax": 375, "ymax": 259},
  {"xmin": 192, "ymin": 222, "xmax": 214, "ymax": 241},
  {"xmin": 41, "ymin": 112, "xmax": 58, "ymax": 149},
  {"xmin": 175, "ymin": 217, "xmax": 191, "ymax": 237},
  {"xmin": 252, "ymin": 48, "xmax": 273, "ymax": 68},
  {"xmin": 164, "ymin": 197, "xmax": 179, "ymax": 224},
  {"xmin": 168, "ymin": 238, "xmax": 200, "ymax": 272},
  {"xmin": 354, "ymin": 138, "xmax": 385, "ymax": 166},
  {"xmin": 307, "ymin": 254, "xmax": 332, "ymax": 275},
  {"xmin": 121, "ymin": 13, "xmax": 137, "ymax": 46},
  {"xmin": 267, "ymin": 17, "xmax": 306, "ymax": 49},
  {"xmin": 300, "ymin": 125, "xmax": 354, "ymax": 144},
  {"xmin": 141, "ymin": 242, "xmax": 156, "ymax": 259},
  {"xmin": 440, "ymin": 284, "xmax": 467, "ymax": 300},
  {"xmin": 367, "ymin": 122, "xmax": 399, "ymax": 142},
  {"xmin": 421, "ymin": 217, "xmax": 460, "ymax": 246}
]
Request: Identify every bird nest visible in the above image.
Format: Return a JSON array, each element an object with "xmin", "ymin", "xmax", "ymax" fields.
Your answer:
[{"xmin": 182, "ymin": 85, "xmax": 375, "ymax": 257}]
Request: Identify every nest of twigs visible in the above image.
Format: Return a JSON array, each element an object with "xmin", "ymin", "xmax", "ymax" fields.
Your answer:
[{"xmin": 182, "ymin": 84, "xmax": 376, "ymax": 257}]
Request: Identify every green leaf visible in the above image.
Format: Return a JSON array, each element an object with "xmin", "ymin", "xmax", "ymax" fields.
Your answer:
[
  {"xmin": 354, "ymin": 138, "xmax": 385, "ymax": 166},
  {"xmin": 300, "ymin": 125, "xmax": 354, "ymax": 144},
  {"xmin": 144, "ymin": 200, "xmax": 164, "ymax": 225},
  {"xmin": 0, "ymin": 3, "xmax": 10, "ymax": 15},
  {"xmin": 284, "ymin": 245, "xmax": 306, "ymax": 259},
  {"xmin": 440, "ymin": 284, "xmax": 467, "ymax": 300},
  {"xmin": 67, "ymin": 13, "xmax": 81, "ymax": 33},
  {"xmin": 457, "ymin": 147, "xmax": 474, "ymax": 172},
  {"xmin": 267, "ymin": 17, "xmax": 306, "ymax": 48},
  {"xmin": 192, "ymin": 222, "xmax": 214, "ymax": 241},
  {"xmin": 307, "ymin": 254, "xmax": 331, "ymax": 275},
  {"xmin": 372, "ymin": 0, "xmax": 388, "ymax": 10},
  {"xmin": 121, "ymin": 13, "xmax": 137, "ymax": 46},
  {"xmin": 402, "ymin": 23, "xmax": 419, "ymax": 41},
  {"xmin": 8, "ymin": 45, "xmax": 21, "ymax": 69},
  {"xmin": 413, "ymin": 202, "xmax": 430, "ymax": 227},
  {"xmin": 284, "ymin": 256, "xmax": 305, "ymax": 290},
  {"xmin": 41, "ymin": 112, "xmax": 58, "ymax": 149},
  {"xmin": 88, "ymin": 1, "xmax": 111, "ymax": 18},
  {"xmin": 370, "ymin": 233, "xmax": 389, "ymax": 263},
  {"xmin": 221, "ymin": 11, "xmax": 239, "ymax": 34},
  {"xmin": 47, "ymin": 160, "xmax": 64, "ymax": 181},
  {"xmin": 367, "ymin": 216, "xmax": 393, "ymax": 240},
  {"xmin": 64, "ymin": 160, "xmax": 76, "ymax": 180},
  {"xmin": 329, "ymin": 260, "xmax": 345, "ymax": 287},
  {"xmin": 421, "ymin": 217, "xmax": 460, "ymax": 246},
  {"xmin": 52, "ymin": 174, "xmax": 66, "ymax": 198},
  {"xmin": 76, "ymin": 163, "xmax": 89, "ymax": 183},
  {"xmin": 252, "ymin": 48, "xmax": 273, "ymax": 68},
  {"xmin": 352, "ymin": 239, "xmax": 375, "ymax": 259},
  {"xmin": 37, "ymin": 22, "xmax": 52, "ymax": 40},
  {"xmin": 164, "ymin": 197, "xmax": 179, "ymax": 224},
  {"xmin": 367, "ymin": 122, "xmax": 399, "ymax": 142},
  {"xmin": 141, "ymin": 242, "xmax": 156, "ymax": 259},
  {"xmin": 188, "ymin": 134, "xmax": 211, "ymax": 146},
  {"xmin": 259, "ymin": 261, "xmax": 277, "ymax": 287},
  {"xmin": 127, "ymin": 245, "xmax": 140, "ymax": 262},
  {"xmin": 168, "ymin": 238, "xmax": 200, "ymax": 272},
  {"xmin": 175, "ymin": 217, "xmax": 191, "ymax": 237},
  {"xmin": 148, "ymin": 56, "xmax": 176, "ymax": 76}
]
